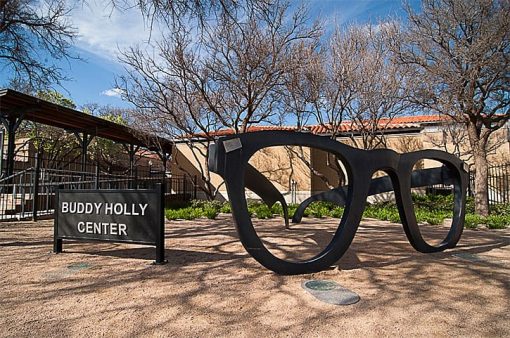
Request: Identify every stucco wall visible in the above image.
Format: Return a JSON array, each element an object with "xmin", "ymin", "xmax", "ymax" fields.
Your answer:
[
  {"xmin": 169, "ymin": 126, "xmax": 510, "ymax": 202},
  {"xmin": 170, "ymin": 143, "xmax": 313, "ymax": 202},
  {"xmin": 421, "ymin": 124, "xmax": 510, "ymax": 166}
]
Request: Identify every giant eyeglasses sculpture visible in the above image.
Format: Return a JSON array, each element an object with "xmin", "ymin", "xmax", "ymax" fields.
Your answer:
[{"xmin": 208, "ymin": 131, "xmax": 468, "ymax": 275}]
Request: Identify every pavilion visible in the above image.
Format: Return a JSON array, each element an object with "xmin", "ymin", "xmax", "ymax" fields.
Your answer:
[{"xmin": 0, "ymin": 88, "xmax": 173, "ymax": 178}]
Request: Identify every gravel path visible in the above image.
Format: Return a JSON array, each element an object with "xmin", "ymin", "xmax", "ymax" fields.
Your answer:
[{"xmin": 0, "ymin": 216, "xmax": 508, "ymax": 337}]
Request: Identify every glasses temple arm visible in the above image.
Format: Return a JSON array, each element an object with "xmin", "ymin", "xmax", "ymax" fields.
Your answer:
[
  {"xmin": 244, "ymin": 164, "xmax": 290, "ymax": 228},
  {"xmin": 292, "ymin": 166, "xmax": 455, "ymax": 224}
]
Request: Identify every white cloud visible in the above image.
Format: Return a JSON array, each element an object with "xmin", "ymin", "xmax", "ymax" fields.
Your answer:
[
  {"xmin": 101, "ymin": 88, "xmax": 124, "ymax": 97},
  {"xmin": 359, "ymin": 20, "xmax": 398, "ymax": 34},
  {"xmin": 69, "ymin": 0, "xmax": 160, "ymax": 60}
]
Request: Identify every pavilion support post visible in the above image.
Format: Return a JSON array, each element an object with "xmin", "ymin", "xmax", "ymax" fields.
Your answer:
[
  {"xmin": 74, "ymin": 132, "xmax": 95, "ymax": 172},
  {"xmin": 162, "ymin": 155, "xmax": 168, "ymax": 173},
  {"xmin": 81, "ymin": 136, "xmax": 86, "ymax": 173},
  {"xmin": 95, "ymin": 162, "xmax": 100, "ymax": 189},
  {"xmin": 125, "ymin": 144, "xmax": 139, "ymax": 189},
  {"xmin": 160, "ymin": 152, "xmax": 171, "ymax": 179},
  {"xmin": 157, "ymin": 151, "xmax": 171, "ymax": 174},
  {"xmin": 74, "ymin": 132, "xmax": 94, "ymax": 188},
  {"xmin": 134, "ymin": 167, "xmax": 138, "ymax": 189},
  {"xmin": 6, "ymin": 121, "xmax": 15, "ymax": 178},
  {"xmin": 32, "ymin": 150, "xmax": 41, "ymax": 221},
  {"xmin": 156, "ymin": 150, "xmax": 171, "ymax": 194},
  {"xmin": 193, "ymin": 175, "xmax": 197, "ymax": 200},
  {"xmin": 129, "ymin": 144, "xmax": 135, "ymax": 189},
  {"xmin": 1, "ymin": 114, "xmax": 24, "ymax": 178},
  {"xmin": 108, "ymin": 166, "xmax": 112, "ymax": 189}
]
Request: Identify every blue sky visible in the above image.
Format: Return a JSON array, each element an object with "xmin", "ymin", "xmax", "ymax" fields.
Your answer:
[{"xmin": 0, "ymin": 0, "xmax": 420, "ymax": 109}]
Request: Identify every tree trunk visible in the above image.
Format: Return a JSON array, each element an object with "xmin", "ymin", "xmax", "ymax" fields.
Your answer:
[
  {"xmin": 467, "ymin": 122, "xmax": 490, "ymax": 216},
  {"xmin": 472, "ymin": 147, "xmax": 490, "ymax": 216}
]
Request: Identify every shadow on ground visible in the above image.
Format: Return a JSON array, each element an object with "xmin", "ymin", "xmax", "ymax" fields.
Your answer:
[{"xmin": 0, "ymin": 216, "xmax": 508, "ymax": 337}]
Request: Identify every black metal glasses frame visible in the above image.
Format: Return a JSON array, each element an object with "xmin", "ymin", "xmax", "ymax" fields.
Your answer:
[{"xmin": 208, "ymin": 131, "xmax": 468, "ymax": 275}]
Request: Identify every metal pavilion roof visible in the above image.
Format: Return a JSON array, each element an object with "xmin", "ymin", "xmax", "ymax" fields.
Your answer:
[{"xmin": 0, "ymin": 89, "xmax": 173, "ymax": 154}]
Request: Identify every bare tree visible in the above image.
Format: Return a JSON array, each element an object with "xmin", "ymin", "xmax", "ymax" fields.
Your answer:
[
  {"xmin": 281, "ymin": 42, "xmax": 327, "ymax": 130},
  {"xmin": 426, "ymin": 122, "xmax": 471, "ymax": 160},
  {"xmin": 334, "ymin": 24, "xmax": 412, "ymax": 150},
  {"xmin": 282, "ymin": 22, "xmax": 412, "ymax": 190},
  {"xmin": 285, "ymin": 23, "xmax": 411, "ymax": 148},
  {"xmin": 117, "ymin": 0, "xmax": 321, "ymax": 199},
  {"xmin": 390, "ymin": 0, "xmax": 510, "ymax": 216},
  {"xmin": 112, "ymin": 0, "xmax": 271, "ymax": 32},
  {"xmin": 425, "ymin": 119, "xmax": 508, "ymax": 165},
  {"xmin": 0, "ymin": 0, "xmax": 77, "ymax": 90}
]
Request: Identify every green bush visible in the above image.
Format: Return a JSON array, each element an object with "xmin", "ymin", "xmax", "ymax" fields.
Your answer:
[
  {"xmin": 463, "ymin": 214, "xmax": 510, "ymax": 229},
  {"xmin": 202, "ymin": 207, "xmax": 219, "ymax": 219},
  {"xmin": 165, "ymin": 207, "xmax": 201, "ymax": 220},
  {"xmin": 190, "ymin": 208, "xmax": 203, "ymax": 220},
  {"xmin": 491, "ymin": 203, "xmax": 510, "ymax": 216},
  {"xmin": 464, "ymin": 214, "xmax": 484, "ymax": 229},
  {"xmin": 190, "ymin": 199, "xmax": 207, "ymax": 209},
  {"xmin": 247, "ymin": 202, "xmax": 259, "ymax": 217},
  {"xmin": 423, "ymin": 214, "xmax": 444, "ymax": 225},
  {"xmin": 302, "ymin": 201, "xmax": 335, "ymax": 218},
  {"xmin": 191, "ymin": 199, "xmax": 223, "ymax": 212},
  {"xmin": 165, "ymin": 209, "xmax": 180, "ymax": 220},
  {"xmin": 165, "ymin": 202, "xmax": 218, "ymax": 220},
  {"xmin": 486, "ymin": 215, "xmax": 510, "ymax": 229},
  {"xmin": 465, "ymin": 197, "xmax": 475, "ymax": 214},
  {"xmin": 220, "ymin": 203, "xmax": 232, "ymax": 213},
  {"xmin": 288, "ymin": 204, "xmax": 298, "ymax": 219},
  {"xmin": 304, "ymin": 202, "xmax": 327, "ymax": 218},
  {"xmin": 250, "ymin": 203, "xmax": 274, "ymax": 219},
  {"xmin": 270, "ymin": 202, "xmax": 283, "ymax": 216},
  {"xmin": 166, "ymin": 201, "xmax": 220, "ymax": 220},
  {"xmin": 412, "ymin": 193, "xmax": 454, "ymax": 212},
  {"xmin": 363, "ymin": 205, "xmax": 401, "ymax": 223},
  {"xmin": 330, "ymin": 207, "xmax": 345, "ymax": 218},
  {"xmin": 166, "ymin": 196, "xmax": 510, "ymax": 230}
]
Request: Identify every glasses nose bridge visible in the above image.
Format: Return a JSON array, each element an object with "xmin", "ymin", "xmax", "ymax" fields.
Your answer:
[
  {"xmin": 367, "ymin": 149, "xmax": 401, "ymax": 176},
  {"xmin": 207, "ymin": 142, "xmax": 223, "ymax": 177}
]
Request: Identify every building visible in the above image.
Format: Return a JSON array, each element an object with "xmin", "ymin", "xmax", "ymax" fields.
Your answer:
[{"xmin": 170, "ymin": 115, "xmax": 510, "ymax": 202}]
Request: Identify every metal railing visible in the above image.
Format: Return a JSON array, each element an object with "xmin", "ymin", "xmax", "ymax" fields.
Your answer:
[
  {"xmin": 426, "ymin": 163, "xmax": 510, "ymax": 205},
  {"xmin": 0, "ymin": 166, "xmax": 196, "ymax": 221},
  {"xmin": 486, "ymin": 163, "xmax": 510, "ymax": 205}
]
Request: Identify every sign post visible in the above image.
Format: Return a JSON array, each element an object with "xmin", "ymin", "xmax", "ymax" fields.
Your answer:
[{"xmin": 54, "ymin": 184, "xmax": 167, "ymax": 264}]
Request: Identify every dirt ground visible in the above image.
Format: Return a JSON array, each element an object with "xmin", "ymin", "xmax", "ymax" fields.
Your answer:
[{"xmin": 0, "ymin": 215, "xmax": 509, "ymax": 337}]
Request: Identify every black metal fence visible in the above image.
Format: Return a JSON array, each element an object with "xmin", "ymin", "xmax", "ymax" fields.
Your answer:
[
  {"xmin": 0, "ymin": 152, "xmax": 197, "ymax": 221},
  {"xmin": 479, "ymin": 163, "xmax": 510, "ymax": 205},
  {"xmin": 3, "ymin": 147, "xmax": 166, "ymax": 178},
  {"xmin": 427, "ymin": 163, "xmax": 510, "ymax": 205}
]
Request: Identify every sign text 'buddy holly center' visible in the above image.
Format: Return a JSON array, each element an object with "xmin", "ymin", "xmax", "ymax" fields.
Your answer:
[{"xmin": 54, "ymin": 185, "xmax": 166, "ymax": 264}]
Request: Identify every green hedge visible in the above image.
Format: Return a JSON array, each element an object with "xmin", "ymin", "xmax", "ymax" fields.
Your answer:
[{"xmin": 164, "ymin": 196, "xmax": 509, "ymax": 229}]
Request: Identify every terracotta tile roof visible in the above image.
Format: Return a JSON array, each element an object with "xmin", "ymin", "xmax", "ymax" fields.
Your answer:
[
  {"xmin": 190, "ymin": 115, "xmax": 447, "ymax": 138},
  {"xmin": 193, "ymin": 125, "xmax": 299, "ymax": 138},
  {"xmin": 386, "ymin": 115, "xmax": 449, "ymax": 123},
  {"xmin": 308, "ymin": 115, "xmax": 448, "ymax": 135},
  {"xmin": 316, "ymin": 114, "xmax": 449, "ymax": 134}
]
